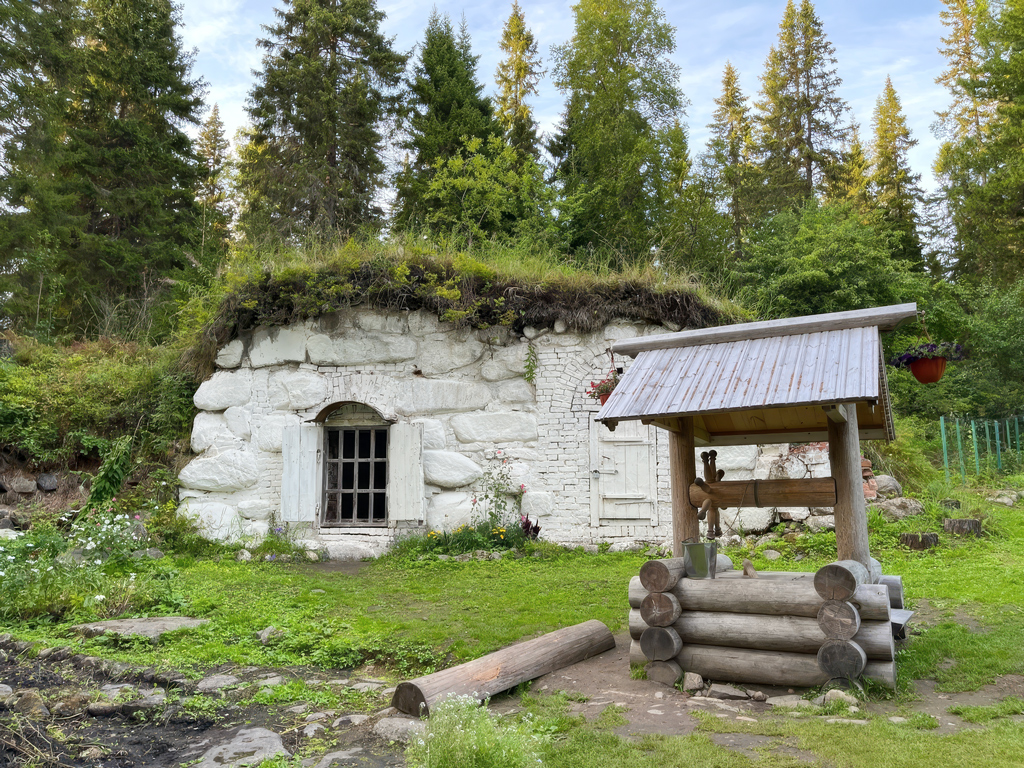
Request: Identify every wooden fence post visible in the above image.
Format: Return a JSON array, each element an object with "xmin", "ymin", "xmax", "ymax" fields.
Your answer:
[{"xmin": 940, "ymin": 416, "xmax": 950, "ymax": 484}]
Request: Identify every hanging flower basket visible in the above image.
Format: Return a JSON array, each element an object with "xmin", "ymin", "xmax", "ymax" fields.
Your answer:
[
  {"xmin": 889, "ymin": 342, "xmax": 965, "ymax": 384},
  {"xmin": 586, "ymin": 372, "xmax": 619, "ymax": 404},
  {"xmin": 909, "ymin": 357, "xmax": 947, "ymax": 384}
]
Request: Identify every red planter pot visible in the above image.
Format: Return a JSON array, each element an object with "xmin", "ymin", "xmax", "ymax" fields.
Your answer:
[
  {"xmin": 599, "ymin": 393, "xmax": 611, "ymax": 405},
  {"xmin": 909, "ymin": 357, "xmax": 947, "ymax": 384}
]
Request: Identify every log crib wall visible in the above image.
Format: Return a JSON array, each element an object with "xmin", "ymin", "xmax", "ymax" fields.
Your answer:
[{"xmin": 628, "ymin": 559, "xmax": 902, "ymax": 689}]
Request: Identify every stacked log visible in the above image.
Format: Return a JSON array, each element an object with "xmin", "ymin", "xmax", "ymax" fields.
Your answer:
[{"xmin": 628, "ymin": 559, "xmax": 898, "ymax": 689}]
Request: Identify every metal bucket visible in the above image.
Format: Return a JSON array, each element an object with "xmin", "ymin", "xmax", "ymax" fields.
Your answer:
[{"xmin": 682, "ymin": 540, "xmax": 717, "ymax": 579}]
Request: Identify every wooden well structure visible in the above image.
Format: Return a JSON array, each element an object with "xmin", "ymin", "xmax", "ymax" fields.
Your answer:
[{"xmin": 601, "ymin": 303, "xmax": 919, "ymax": 688}]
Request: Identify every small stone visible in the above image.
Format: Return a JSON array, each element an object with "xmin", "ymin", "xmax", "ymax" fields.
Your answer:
[
  {"xmin": 889, "ymin": 716, "xmax": 908, "ymax": 724},
  {"xmin": 304, "ymin": 712, "xmax": 328, "ymax": 722},
  {"xmin": 197, "ymin": 674, "xmax": 241, "ymax": 693},
  {"xmin": 333, "ymin": 713, "xmax": 370, "ymax": 728},
  {"xmin": 373, "ymin": 716, "xmax": 425, "ymax": 743},
  {"xmin": 287, "ymin": 705, "xmax": 308, "ymax": 714},
  {"xmin": 749, "ymin": 691, "xmax": 768, "ymax": 702},
  {"xmin": 647, "ymin": 709, "xmax": 664, "ymax": 715},
  {"xmin": 87, "ymin": 701, "xmax": 121, "ymax": 717},
  {"xmin": 257, "ymin": 627, "xmax": 284, "ymax": 646},
  {"xmin": 681, "ymin": 672, "xmax": 704, "ymax": 692},
  {"xmin": 708, "ymin": 683, "xmax": 748, "ymax": 701},
  {"xmin": 763, "ymin": 550, "xmax": 782, "ymax": 561},
  {"xmin": 0, "ymin": 683, "xmax": 12, "ymax": 697},
  {"xmin": 825, "ymin": 718, "xmax": 869, "ymax": 725},
  {"xmin": 767, "ymin": 695, "xmax": 816, "ymax": 709},
  {"xmin": 823, "ymin": 689, "xmax": 859, "ymax": 706},
  {"xmin": 311, "ymin": 589, "xmax": 326, "ymax": 594},
  {"xmin": 736, "ymin": 716, "xmax": 758, "ymax": 722},
  {"xmin": 352, "ymin": 682, "xmax": 382, "ymax": 693},
  {"xmin": 121, "ymin": 694, "xmax": 166, "ymax": 717},
  {"xmin": 237, "ymin": 549, "xmax": 252, "ymax": 562},
  {"xmin": 258, "ymin": 675, "xmax": 285, "ymax": 687},
  {"xmin": 7, "ymin": 689, "xmax": 49, "ymax": 719},
  {"xmin": 10, "ymin": 476, "xmax": 37, "ymax": 494},
  {"xmin": 305, "ymin": 551, "xmax": 319, "ymax": 562},
  {"xmin": 37, "ymin": 473, "xmax": 58, "ymax": 492},
  {"xmin": 303, "ymin": 722, "xmax": 326, "ymax": 738},
  {"xmin": 80, "ymin": 746, "xmax": 106, "ymax": 760},
  {"xmin": 327, "ymin": 679, "xmax": 350, "ymax": 686}
]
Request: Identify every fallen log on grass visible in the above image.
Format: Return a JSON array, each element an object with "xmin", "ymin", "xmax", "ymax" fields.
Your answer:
[{"xmin": 392, "ymin": 620, "xmax": 615, "ymax": 716}]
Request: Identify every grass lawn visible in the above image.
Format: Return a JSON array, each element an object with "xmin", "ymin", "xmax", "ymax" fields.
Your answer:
[{"xmin": 8, "ymin": 480, "xmax": 1024, "ymax": 766}]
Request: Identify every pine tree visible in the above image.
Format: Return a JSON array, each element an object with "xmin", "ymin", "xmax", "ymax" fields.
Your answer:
[
  {"xmin": 935, "ymin": 0, "xmax": 994, "ymax": 144},
  {"xmin": 870, "ymin": 77, "xmax": 923, "ymax": 264},
  {"xmin": 706, "ymin": 62, "xmax": 755, "ymax": 260},
  {"xmin": 754, "ymin": 0, "xmax": 848, "ymax": 212},
  {"xmin": 550, "ymin": 0, "xmax": 686, "ymax": 260},
  {"xmin": 494, "ymin": 1, "xmax": 543, "ymax": 162},
  {"xmin": 392, "ymin": 10, "xmax": 496, "ymax": 231},
  {"xmin": 195, "ymin": 104, "xmax": 232, "ymax": 268},
  {"xmin": 240, "ymin": 0, "xmax": 406, "ymax": 240}
]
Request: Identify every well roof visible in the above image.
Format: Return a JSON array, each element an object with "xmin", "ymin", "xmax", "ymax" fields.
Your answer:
[{"xmin": 598, "ymin": 303, "xmax": 918, "ymax": 444}]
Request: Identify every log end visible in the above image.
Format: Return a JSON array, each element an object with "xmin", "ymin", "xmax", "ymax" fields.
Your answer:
[{"xmin": 392, "ymin": 682, "xmax": 428, "ymax": 717}]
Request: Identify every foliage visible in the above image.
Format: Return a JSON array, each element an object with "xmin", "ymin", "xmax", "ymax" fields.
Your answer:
[
  {"xmin": 406, "ymin": 694, "xmax": 546, "ymax": 768},
  {"xmin": 550, "ymin": 0, "xmax": 687, "ymax": 261},
  {"xmin": 523, "ymin": 344, "xmax": 538, "ymax": 384},
  {"xmin": 948, "ymin": 696, "xmax": 1024, "ymax": 723},
  {"xmin": 84, "ymin": 436, "xmax": 134, "ymax": 511},
  {"xmin": 585, "ymin": 373, "xmax": 618, "ymax": 399},
  {"xmin": 862, "ymin": 417, "xmax": 943, "ymax": 491},
  {"xmin": 1, "ymin": 0, "xmax": 205, "ymax": 340},
  {"xmin": 239, "ymin": 0, "xmax": 406, "ymax": 240},
  {"xmin": 0, "ymin": 336, "xmax": 196, "ymax": 463},
  {"xmin": 735, "ymin": 199, "xmax": 926, "ymax": 318},
  {"xmin": 392, "ymin": 10, "xmax": 497, "ymax": 231}
]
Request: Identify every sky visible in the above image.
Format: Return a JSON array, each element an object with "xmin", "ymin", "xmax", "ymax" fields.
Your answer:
[{"xmin": 177, "ymin": 0, "xmax": 949, "ymax": 190}]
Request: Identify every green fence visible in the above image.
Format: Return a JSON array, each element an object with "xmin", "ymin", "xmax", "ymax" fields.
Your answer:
[{"xmin": 937, "ymin": 415, "xmax": 1024, "ymax": 483}]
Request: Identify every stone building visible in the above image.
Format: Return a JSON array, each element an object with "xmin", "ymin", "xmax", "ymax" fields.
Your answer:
[{"xmin": 178, "ymin": 308, "xmax": 832, "ymax": 559}]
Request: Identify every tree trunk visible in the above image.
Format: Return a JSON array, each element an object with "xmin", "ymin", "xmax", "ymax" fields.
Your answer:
[
  {"xmin": 640, "ymin": 591, "xmax": 681, "ymax": 627},
  {"xmin": 672, "ymin": 611, "xmax": 892, "ymax": 660},
  {"xmin": 640, "ymin": 626, "xmax": 683, "ymax": 661},
  {"xmin": 814, "ymin": 560, "xmax": 869, "ymax": 601},
  {"xmin": 640, "ymin": 558, "xmax": 687, "ymax": 592},
  {"xmin": 672, "ymin": 574, "xmax": 890, "ymax": 620},
  {"xmin": 817, "ymin": 639, "xmax": 867, "ymax": 679},
  {"xmin": 392, "ymin": 620, "xmax": 615, "ymax": 716},
  {"xmin": 678, "ymin": 644, "xmax": 828, "ymax": 688},
  {"xmin": 943, "ymin": 518, "xmax": 982, "ymax": 537}
]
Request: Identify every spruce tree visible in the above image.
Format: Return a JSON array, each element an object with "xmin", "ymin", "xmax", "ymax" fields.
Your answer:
[
  {"xmin": 3, "ymin": 0, "xmax": 204, "ymax": 338},
  {"xmin": 240, "ymin": 0, "xmax": 406, "ymax": 240},
  {"xmin": 195, "ymin": 104, "xmax": 233, "ymax": 268},
  {"xmin": 494, "ymin": 1, "xmax": 543, "ymax": 162},
  {"xmin": 754, "ymin": 0, "xmax": 848, "ymax": 212},
  {"xmin": 706, "ymin": 62, "xmax": 755, "ymax": 261},
  {"xmin": 824, "ymin": 126, "xmax": 871, "ymax": 212},
  {"xmin": 870, "ymin": 77, "xmax": 923, "ymax": 265},
  {"xmin": 960, "ymin": 0, "xmax": 1024, "ymax": 279},
  {"xmin": 392, "ymin": 10, "xmax": 496, "ymax": 231},
  {"xmin": 550, "ymin": 0, "xmax": 686, "ymax": 260}
]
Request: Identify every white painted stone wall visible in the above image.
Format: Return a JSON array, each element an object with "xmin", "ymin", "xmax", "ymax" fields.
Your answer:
[{"xmin": 179, "ymin": 308, "xmax": 832, "ymax": 557}]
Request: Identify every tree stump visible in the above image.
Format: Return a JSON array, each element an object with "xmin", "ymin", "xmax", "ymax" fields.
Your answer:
[
  {"xmin": 943, "ymin": 518, "xmax": 982, "ymax": 537},
  {"xmin": 899, "ymin": 532, "xmax": 939, "ymax": 550}
]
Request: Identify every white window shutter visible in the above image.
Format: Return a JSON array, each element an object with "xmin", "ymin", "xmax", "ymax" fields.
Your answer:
[
  {"xmin": 281, "ymin": 420, "xmax": 321, "ymax": 523},
  {"xmin": 388, "ymin": 421, "xmax": 424, "ymax": 522}
]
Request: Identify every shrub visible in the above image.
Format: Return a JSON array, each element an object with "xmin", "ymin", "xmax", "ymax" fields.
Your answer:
[{"xmin": 406, "ymin": 694, "xmax": 545, "ymax": 768}]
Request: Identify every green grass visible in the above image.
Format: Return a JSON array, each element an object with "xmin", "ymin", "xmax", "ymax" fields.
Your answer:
[{"xmin": 949, "ymin": 696, "xmax": 1024, "ymax": 724}]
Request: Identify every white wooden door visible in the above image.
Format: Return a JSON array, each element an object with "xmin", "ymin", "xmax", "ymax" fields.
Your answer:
[{"xmin": 590, "ymin": 420, "xmax": 658, "ymax": 526}]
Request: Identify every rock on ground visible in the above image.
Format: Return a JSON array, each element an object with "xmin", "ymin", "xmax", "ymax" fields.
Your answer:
[
  {"xmin": 372, "ymin": 717, "xmax": 426, "ymax": 743},
  {"xmin": 192, "ymin": 727, "xmax": 289, "ymax": 768},
  {"xmin": 869, "ymin": 497, "xmax": 925, "ymax": 521},
  {"xmin": 72, "ymin": 617, "xmax": 209, "ymax": 642}
]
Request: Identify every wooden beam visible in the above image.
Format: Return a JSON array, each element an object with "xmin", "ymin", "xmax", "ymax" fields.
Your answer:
[
  {"xmin": 827, "ymin": 405, "xmax": 872, "ymax": 571},
  {"xmin": 668, "ymin": 417, "xmax": 698, "ymax": 555},
  {"xmin": 612, "ymin": 303, "xmax": 918, "ymax": 358},
  {"xmin": 824, "ymin": 404, "xmax": 849, "ymax": 423},
  {"xmin": 689, "ymin": 478, "xmax": 837, "ymax": 508}
]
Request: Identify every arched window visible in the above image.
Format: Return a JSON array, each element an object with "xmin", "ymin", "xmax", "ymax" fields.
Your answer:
[{"xmin": 322, "ymin": 404, "xmax": 390, "ymax": 527}]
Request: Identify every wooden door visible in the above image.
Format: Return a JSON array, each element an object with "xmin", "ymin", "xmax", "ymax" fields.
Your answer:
[{"xmin": 590, "ymin": 420, "xmax": 658, "ymax": 526}]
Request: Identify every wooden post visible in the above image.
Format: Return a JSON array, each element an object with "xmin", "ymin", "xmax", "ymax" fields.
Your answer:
[
  {"xmin": 984, "ymin": 421, "xmax": 992, "ymax": 470},
  {"xmin": 940, "ymin": 415, "xmax": 950, "ymax": 484},
  {"xmin": 972, "ymin": 420, "xmax": 981, "ymax": 475},
  {"xmin": 669, "ymin": 417, "xmax": 698, "ymax": 555},
  {"xmin": 827, "ymin": 406, "xmax": 871, "ymax": 571},
  {"xmin": 955, "ymin": 419, "xmax": 966, "ymax": 484}
]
